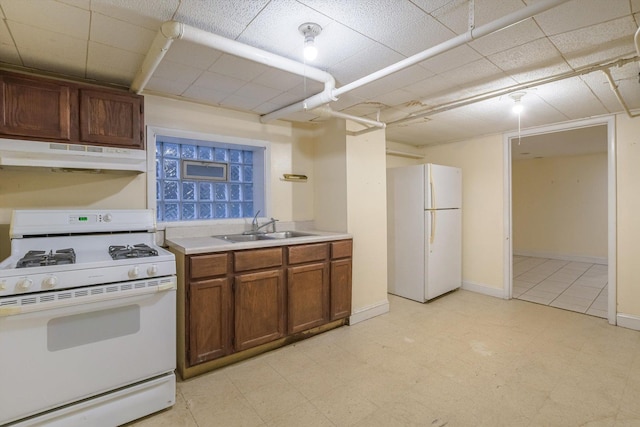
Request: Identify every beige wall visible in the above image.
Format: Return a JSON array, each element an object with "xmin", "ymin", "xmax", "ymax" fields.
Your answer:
[
  {"xmin": 346, "ymin": 122, "xmax": 389, "ymax": 315},
  {"xmin": 615, "ymin": 114, "xmax": 640, "ymax": 316},
  {"xmin": 420, "ymin": 134, "xmax": 505, "ymax": 291},
  {"xmin": 512, "ymin": 153, "xmax": 607, "ymax": 260}
]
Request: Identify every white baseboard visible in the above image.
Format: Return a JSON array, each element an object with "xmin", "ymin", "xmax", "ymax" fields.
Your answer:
[
  {"xmin": 616, "ymin": 313, "xmax": 640, "ymax": 331},
  {"xmin": 514, "ymin": 250, "xmax": 607, "ymax": 265},
  {"xmin": 462, "ymin": 281, "xmax": 506, "ymax": 299},
  {"xmin": 349, "ymin": 299, "xmax": 389, "ymax": 325}
]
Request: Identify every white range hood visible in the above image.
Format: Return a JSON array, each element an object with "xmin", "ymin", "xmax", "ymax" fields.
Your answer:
[{"xmin": 0, "ymin": 138, "xmax": 147, "ymax": 173}]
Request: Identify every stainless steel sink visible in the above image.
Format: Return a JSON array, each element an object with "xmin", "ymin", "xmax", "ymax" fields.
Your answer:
[
  {"xmin": 214, "ymin": 231, "xmax": 314, "ymax": 243},
  {"xmin": 262, "ymin": 231, "xmax": 314, "ymax": 239}
]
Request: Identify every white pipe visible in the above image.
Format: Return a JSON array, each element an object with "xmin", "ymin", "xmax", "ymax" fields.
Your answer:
[
  {"xmin": 313, "ymin": 105, "xmax": 386, "ymax": 128},
  {"xmin": 602, "ymin": 68, "xmax": 640, "ymax": 118},
  {"xmin": 130, "ymin": 21, "xmax": 334, "ymax": 92},
  {"xmin": 387, "ymin": 56, "xmax": 639, "ymax": 126},
  {"xmin": 262, "ymin": 0, "xmax": 570, "ymax": 121},
  {"xmin": 130, "ymin": 21, "xmax": 183, "ymax": 93}
]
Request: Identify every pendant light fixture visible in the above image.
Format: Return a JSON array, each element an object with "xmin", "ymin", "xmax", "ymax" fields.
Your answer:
[
  {"xmin": 299, "ymin": 22, "xmax": 322, "ymax": 61},
  {"xmin": 509, "ymin": 92, "xmax": 526, "ymax": 115}
]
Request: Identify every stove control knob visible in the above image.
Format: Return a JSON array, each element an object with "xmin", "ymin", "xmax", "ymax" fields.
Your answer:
[
  {"xmin": 16, "ymin": 278, "xmax": 33, "ymax": 291},
  {"xmin": 147, "ymin": 264, "xmax": 159, "ymax": 277},
  {"xmin": 43, "ymin": 276, "xmax": 58, "ymax": 289},
  {"xmin": 128, "ymin": 266, "xmax": 140, "ymax": 279}
]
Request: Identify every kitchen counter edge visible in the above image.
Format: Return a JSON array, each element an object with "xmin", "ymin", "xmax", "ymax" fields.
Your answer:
[{"xmin": 165, "ymin": 231, "xmax": 353, "ymax": 255}]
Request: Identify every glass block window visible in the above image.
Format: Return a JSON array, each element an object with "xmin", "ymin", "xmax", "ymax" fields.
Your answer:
[{"xmin": 156, "ymin": 138, "xmax": 259, "ymax": 222}]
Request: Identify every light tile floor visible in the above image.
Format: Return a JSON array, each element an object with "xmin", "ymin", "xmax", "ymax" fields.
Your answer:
[
  {"xmin": 128, "ymin": 291, "xmax": 640, "ymax": 427},
  {"xmin": 513, "ymin": 256, "xmax": 608, "ymax": 318}
]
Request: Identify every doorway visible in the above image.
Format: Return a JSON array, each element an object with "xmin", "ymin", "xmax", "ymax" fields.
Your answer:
[{"xmin": 503, "ymin": 117, "xmax": 616, "ymax": 325}]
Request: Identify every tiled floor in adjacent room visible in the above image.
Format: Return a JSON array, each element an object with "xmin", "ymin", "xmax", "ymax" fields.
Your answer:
[
  {"xmin": 513, "ymin": 256, "xmax": 608, "ymax": 318},
  {"xmin": 129, "ymin": 290, "xmax": 640, "ymax": 427}
]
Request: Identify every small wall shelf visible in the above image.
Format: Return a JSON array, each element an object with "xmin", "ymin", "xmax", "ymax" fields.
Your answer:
[{"xmin": 281, "ymin": 174, "xmax": 308, "ymax": 182}]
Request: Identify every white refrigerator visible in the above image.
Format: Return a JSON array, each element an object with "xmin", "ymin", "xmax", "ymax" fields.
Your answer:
[{"xmin": 387, "ymin": 163, "xmax": 462, "ymax": 302}]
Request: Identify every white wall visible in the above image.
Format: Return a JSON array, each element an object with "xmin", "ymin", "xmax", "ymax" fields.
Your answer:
[
  {"xmin": 512, "ymin": 153, "xmax": 607, "ymax": 261},
  {"xmin": 421, "ymin": 134, "xmax": 505, "ymax": 292}
]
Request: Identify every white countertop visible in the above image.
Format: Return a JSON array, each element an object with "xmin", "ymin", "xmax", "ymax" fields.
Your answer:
[{"xmin": 166, "ymin": 230, "xmax": 352, "ymax": 255}]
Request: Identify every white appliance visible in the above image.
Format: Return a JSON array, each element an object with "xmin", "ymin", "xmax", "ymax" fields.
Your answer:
[
  {"xmin": 0, "ymin": 209, "xmax": 176, "ymax": 426},
  {"xmin": 0, "ymin": 137, "xmax": 147, "ymax": 173},
  {"xmin": 387, "ymin": 164, "xmax": 462, "ymax": 302}
]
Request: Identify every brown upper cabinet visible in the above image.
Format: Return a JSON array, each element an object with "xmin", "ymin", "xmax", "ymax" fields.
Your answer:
[{"xmin": 0, "ymin": 71, "xmax": 144, "ymax": 149}]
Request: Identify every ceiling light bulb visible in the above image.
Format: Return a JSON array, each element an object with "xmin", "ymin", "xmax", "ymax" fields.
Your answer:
[
  {"xmin": 303, "ymin": 40, "xmax": 318, "ymax": 61},
  {"xmin": 512, "ymin": 101, "xmax": 524, "ymax": 115},
  {"xmin": 299, "ymin": 22, "xmax": 322, "ymax": 62}
]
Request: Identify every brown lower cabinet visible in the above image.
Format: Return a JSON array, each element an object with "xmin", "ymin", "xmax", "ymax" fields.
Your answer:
[{"xmin": 173, "ymin": 238, "xmax": 352, "ymax": 379}]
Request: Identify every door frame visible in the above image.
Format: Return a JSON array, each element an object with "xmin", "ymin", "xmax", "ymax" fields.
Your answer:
[{"xmin": 502, "ymin": 115, "xmax": 616, "ymax": 325}]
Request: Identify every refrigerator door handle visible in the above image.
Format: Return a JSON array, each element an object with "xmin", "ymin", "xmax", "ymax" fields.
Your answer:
[
  {"xmin": 430, "ymin": 210, "xmax": 436, "ymax": 244},
  {"xmin": 429, "ymin": 167, "xmax": 436, "ymax": 210}
]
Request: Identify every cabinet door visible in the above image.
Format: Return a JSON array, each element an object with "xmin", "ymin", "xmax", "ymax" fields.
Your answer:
[
  {"xmin": 188, "ymin": 278, "xmax": 232, "ymax": 365},
  {"xmin": 79, "ymin": 89, "xmax": 143, "ymax": 148},
  {"xmin": 287, "ymin": 262, "xmax": 329, "ymax": 334},
  {"xmin": 330, "ymin": 258, "xmax": 352, "ymax": 321},
  {"xmin": 0, "ymin": 74, "xmax": 73, "ymax": 140},
  {"xmin": 234, "ymin": 269, "xmax": 285, "ymax": 351}
]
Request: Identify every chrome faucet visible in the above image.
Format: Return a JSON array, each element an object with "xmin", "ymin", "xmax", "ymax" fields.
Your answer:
[{"xmin": 246, "ymin": 210, "xmax": 278, "ymax": 234}]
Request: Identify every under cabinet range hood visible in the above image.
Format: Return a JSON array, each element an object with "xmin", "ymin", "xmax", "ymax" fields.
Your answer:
[{"xmin": 0, "ymin": 138, "xmax": 147, "ymax": 173}]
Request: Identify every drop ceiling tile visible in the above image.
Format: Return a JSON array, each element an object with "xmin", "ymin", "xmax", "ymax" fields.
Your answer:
[
  {"xmin": 192, "ymin": 71, "xmax": 246, "ymax": 94},
  {"xmin": 236, "ymin": 0, "xmax": 334, "ymax": 60},
  {"xmin": 534, "ymin": 78, "xmax": 609, "ymax": 119},
  {"xmin": 372, "ymin": 89, "xmax": 417, "ymax": 108},
  {"xmin": 234, "ymin": 83, "xmax": 281, "ymax": 104},
  {"xmin": 488, "ymin": 37, "xmax": 572, "ymax": 83},
  {"xmin": 550, "ymin": 16, "xmax": 638, "ymax": 68},
  {"xmin": 633, "ymin": 0, "xmax": 640, "ymax": 13},
  {"xmin": 153, "ymin": 59, "xmax": 204, "ymax": 87},
  {"xmin": 331, "ymin": 43, "xmax": 404, "ymax": 85},
  {"xmin": 219, "ymin": 93, "xmax": 262, "ymax": 111},
  {"xmin": 330, "ymin": 92, "xmax": 367, "ymax": 111},
  {"xmin": 209, "ymin": 54, "xmax": 269, "ymax": 82},
  {"xmin": 145, "ymin": 75, "xmax": 193, "ymax": 96},
  {"xmin": 469, "ymin": 18, "xmax": 545, "ymax": 57},
  {"xmin": 432, "ymin": 0, "xmax": 524, "ymax": 35},
  {"xmin": 175, "ymin": 0, "xmax": 269, "ymax": 40},
  {"xmin": 1, "ymin": 0, "xmax": 89, "ymax": 39},
  {"xmin": 90, "ymin": 13, "xmax": 156, "ymax": 54},
  {"xmin": 161, "ymin": 40, "xmax": 222, "ymax": 70},
  {"xmin": 377, "ymin": 14, "xmax": 455, "ymax": 56},
  {"xmin": 8, "ymin": 21, "xmax": 87, "ymax": 75},
  {"xmin": 433, "ymin": 58, "xmax": 518, "ymax": 97},
  {"xmin": 86, "ymin": 42, "xmax": 143, "ymax": 85},
  {"xmin": 263, "ymin": 88, "xmax": 309, "ymax": 108},
  {"xmin": 410, "ymin": 0, "xmax": 454, "ymax": 14},
  {"xmin": 534, "ymin": 0, "xmax": 630, "ymax": 36},
  {"xmin": 57, "ymin": 0, "xmax": 90, "ymax": 9},
  {"xmin": 253, "ymin": 102, "xmax": 281, "ymax": 115},
  {"xmin": 181, "ymin": 85, "xmax": 228, "ymax": 104},
  {"xmin": 252, "ymin": 68, "xmax": 305, "ymax": 92},
  {"xmin": 419, "ymin": 45, "xmax": 482, "ymax": 74},
  {"xmin": 299, "ymin": 0, "xmax": 427, "ymax": 41},
  {"xmin": 90, "ymin": 0, "xmax": 176, "ymax": 30},
  {"xmin": 581, "ymin": 64, "xmax": 640, "ymax": 113},
  {"xmin": 0, "ymin": 42, "xmax": 21, "ymax": 66},
  {"xmin": 348, "ymin": 66, "xmax": 432, "ymax": 101},
  {"xmin": 403, "ymin": 73, "xmax": 464, "ymax": 100}
]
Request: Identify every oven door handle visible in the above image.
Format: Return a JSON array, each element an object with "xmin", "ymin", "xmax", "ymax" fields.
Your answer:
[{"xmin": 0, "ymin": 280, "xmax": 176, "ymax": 317}]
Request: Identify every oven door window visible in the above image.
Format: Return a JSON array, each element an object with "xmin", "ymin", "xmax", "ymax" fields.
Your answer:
[{"xmin": 48, "ymin": 305, "xmax": 140, "ymax": 351}]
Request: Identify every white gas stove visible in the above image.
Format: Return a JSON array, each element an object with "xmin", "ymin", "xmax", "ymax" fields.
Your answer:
[
  {"xmin": 0, "ymin": 210, "xmax": 177, "ymax": 427},
  {"xmin": 0, "ymin": 210, "xmax": 175, "ymax": 298}
]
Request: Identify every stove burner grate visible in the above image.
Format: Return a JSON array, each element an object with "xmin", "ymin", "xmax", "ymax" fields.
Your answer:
[
  {"xmin": 109, "ymin": 244, "xmax": 158, "ymax": 260},
  {"xmin": 16, "ymin": 248, "xmax": 76, "ymax": 268}
]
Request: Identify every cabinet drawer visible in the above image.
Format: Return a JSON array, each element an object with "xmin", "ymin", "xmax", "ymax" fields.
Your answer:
[
  {"xmin": 234, "ymin": 247, "xmax": 283, "ymax": 272},
  {"xmin": 288, "ymin": 243, "xmax": 329, "ymax": 265},
  {"xmin": 190, "ymin": 253, "xmax": 228, "ymax": 279},
  {"xmin": 331, "ymin": 240, "xmax": 352, "ymax": 259}
]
